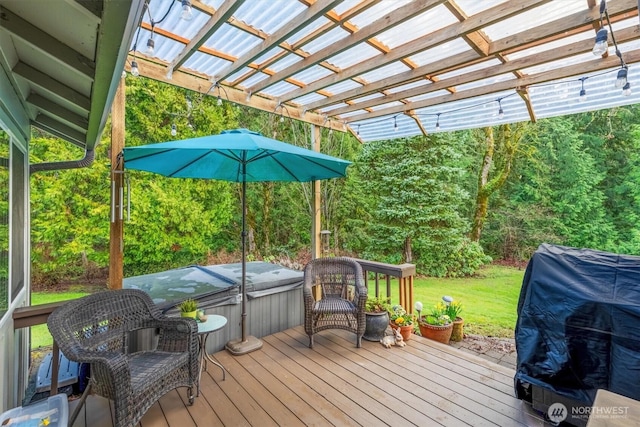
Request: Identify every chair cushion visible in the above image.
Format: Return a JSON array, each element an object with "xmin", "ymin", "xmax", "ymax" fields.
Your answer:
[
  {"xmin": 129, "ymin": 351, "xmax": 190, "ymax": 394},
  {"xmin": 313, "ymin": 298, "xmax": 355, "ymax": 315}
]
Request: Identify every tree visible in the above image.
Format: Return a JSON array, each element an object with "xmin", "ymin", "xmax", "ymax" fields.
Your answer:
[
  {"xmin": 470, "ymin": 123, "xmax": 527, "ymax": 242},
  {"xmin": 356, "ymin": 134, "xmax": 489, "ymax": 276}
]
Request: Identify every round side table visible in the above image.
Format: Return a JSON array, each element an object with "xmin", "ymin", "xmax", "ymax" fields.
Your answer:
[{"xmin": 196, "ymin": 314, "xmax": 227, "ymax": 396}]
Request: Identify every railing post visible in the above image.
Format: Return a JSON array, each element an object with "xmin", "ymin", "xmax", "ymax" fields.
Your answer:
[{"xmin": 355, "ymin": 259, "xmax": 416, "ymax": 313}]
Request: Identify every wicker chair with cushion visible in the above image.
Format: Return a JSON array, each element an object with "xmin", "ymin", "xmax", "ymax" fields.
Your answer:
[
  {"xmin": 47, "ymin": 289, "xmax": 198, "ymax": 427},
  {"xmin": 303, "ymin": 257, "xmax": 367, "ymax": 348}
]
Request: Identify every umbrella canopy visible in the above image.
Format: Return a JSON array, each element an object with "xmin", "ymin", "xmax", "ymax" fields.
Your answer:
[
  {"xmin": 123, "ymin": 128, "xmax": 350, "ymax": 182},
  {"xmin": 122, "ymin": 128, "xmax": 351, "ymax": 355}
]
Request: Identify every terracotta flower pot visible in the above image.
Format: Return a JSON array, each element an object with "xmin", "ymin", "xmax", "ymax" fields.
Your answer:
[
  {"xmin": 390, "ymin": 322, "xmax": 413, "ymax": 341},
  {"xmin": 418, "ymin": 321, "xmax": 453, "ymax": 344}
]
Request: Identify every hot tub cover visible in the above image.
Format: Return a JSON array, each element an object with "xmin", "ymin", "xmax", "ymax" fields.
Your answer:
[{"xmin": 515, "ymin": 243, "xmax": 640, "ymax": 404}]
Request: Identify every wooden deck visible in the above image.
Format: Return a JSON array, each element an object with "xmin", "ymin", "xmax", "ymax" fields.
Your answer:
[{"xmin": 69, "ymin": 326, "xmax": 546, "ymax": 426}]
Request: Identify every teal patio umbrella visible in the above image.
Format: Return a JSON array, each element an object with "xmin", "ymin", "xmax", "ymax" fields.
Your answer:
[{"xmin": 122, "ymin": 128, "xmax": 351, "ymax": 354}]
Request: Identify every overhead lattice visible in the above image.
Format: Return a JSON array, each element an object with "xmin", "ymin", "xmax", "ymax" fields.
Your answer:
[{"xmin": 131, "ymin": 0, "xmax": 640, "ymax": 141}]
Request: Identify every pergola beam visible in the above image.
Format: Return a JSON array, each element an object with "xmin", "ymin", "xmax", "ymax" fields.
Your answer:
[
  {"xmin": 305, "ymin": 0, "xmax": 637, "ymax": 112},
  {"xmin": 168, "ymin": 0, "xmax": 245, "ymax": 73},
  {"xmin": 327, "ymin": 25, "xmax": 640, "ymax": 116},
  {"xmin": 276, "ymin": 0, "xmax": 550, "ymax": 103},
  {"xmin": 131, "ymin": 55, "xmax": 347, "ymax": 133},
  {"xmin": 345, "ymin": 47, "xmax": 640, "ymax": 123},
  {"xmin": 214, "ymin": 0, "xmax": 343, "ymax": 84},
  {"xmin": 248, "ymin": 0, "xmax": 445, "ymax": 94}
]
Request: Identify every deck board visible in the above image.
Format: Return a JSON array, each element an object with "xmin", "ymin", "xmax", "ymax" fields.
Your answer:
[{"xmin": 65, "ymin": 326, "xmax": 545, "ymax": 427}]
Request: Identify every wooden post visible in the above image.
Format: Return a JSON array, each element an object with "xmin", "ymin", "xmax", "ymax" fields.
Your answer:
[
  {"xmin": 109, "ymin": 77, "xmax": 125, "ymax": 289},
  {"xmin": 311, "ymin": 124, "xmax": 321, "ymax": 260}
]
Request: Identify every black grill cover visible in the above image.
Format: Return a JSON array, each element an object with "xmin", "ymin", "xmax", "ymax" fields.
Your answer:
[{"xmin": 515, "ymin": 243, "xmax": 640, "ymax": 404}]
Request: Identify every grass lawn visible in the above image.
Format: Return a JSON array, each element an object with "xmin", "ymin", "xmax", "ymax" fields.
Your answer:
[
  {"xmin": 387, "ymin": 264, "xmax": 525, "ymax": 338},
  {"xmin": 30, "ymin": 291, "xmax": 89, "ymax": 349}
]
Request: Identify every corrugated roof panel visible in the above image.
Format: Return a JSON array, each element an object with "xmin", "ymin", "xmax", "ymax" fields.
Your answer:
[
  {"xmin": 253, "ymin": 47, "xmax": 286, "ymax": 68},
  {"xmin": 291, "ymin": 65, "xmax": 334, "ymax": 84},
  {"xmin": 203, "ymin": 23, "xmax": 262, "ymax": 58},
  {"xmin": 148, "ymin": 0, "xmax": 208, "ymax": 40},
  {"xmin": 368, "ymin": 101, "xmax": 406, "ymax": 111},
  {"xmin": 333, "ymin": 0, "xmax": 364, "ymax": 16},
  {"xmin": 261, "ymin": 80, "xmax": 300, "ymax": 98},
  {"xmin": 348, "ymin": 0, "xmax": 412, "ymax": 28},
  {"xmin": 291, "ymin": 92, "xmax": 328, "ymax": 105},
  {"xmin": 456, "ymin": 73, "xmax": 516, "ymax": 92},
  {"xmin": 405, "ymin": 89, "xmax": 451, "ymax": 103},
  {"xmin": 356, "ymin": 114, "xmax": 421, "ymax": 142},
  {"xmin": 268, "ymin": 52, "xmax": 304, "ymax": 73},
  {"xmin": 357, "ymin": 62, "xmax": 412, "ymax": 84},
  {"xmin": 323, "ymin": 79, "xmax": 363, "ymax": 94},
  {"xmin": 326, "ymin": 43, "xmax": 380, "ymax": 69},
  {"xmin": 302, "ymin": 26, "xmax": 351, "ymax": 55},
  {"xmin": 286, "ymin": 16, "xmax": 332, "ymax": 46},
  {"xmin": 409, "ymin": 38, "xmax": 476, "ymax": 67},
  {"xmin": 347, "ymin": 92, "xmax": 385, "ymax": 104},
  {"xmin": 233, "ymin": 1, "xmax": 307, "ymax": 34},
  {"xmin": 183, "ymin": 51, "xmax": 232, "ymax": 78},
  {"xmin": 437, "ymin": 59, "xmax": 503, "ymax": 80},
  {"xmin": 506, "ymin": 32, "xmax": 591, "ymax": 61},
  {"xmin": 522, "ymin": 51, "xmax": 596, "ymax": 75},
  {"xmin": 454, "ymin": 0, "xmax": 508, "ymax": 16},
  {"xmin": 376, "ymin": 5, "xmax": 458, "ymax": 49},
  {"xmin": 482, "ymin": 0, "xmax": 585, "ymax": 40},
  {"xmin": 385, "ymin": 80, "xmax": 431, "ymax": 94},
  {"xmin": 241, "ymin": 71, "xmax": 271, "ymax": 88}
]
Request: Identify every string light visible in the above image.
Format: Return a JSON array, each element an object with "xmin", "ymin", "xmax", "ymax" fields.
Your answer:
[
  {"xmin": 181, "ymin": 0, "xmax": 193, "ymax": 20},
  {"xmin": 356, "ymin": 125, "xmax": 360, "ymax": 136},
  {"xmin": 171, "ymin": 123, "xmax": 177, "ymax": 136},
  {"xmin": 623, "ymin": 82, "xmax": 632, "ymax": 96},
  {"xmin": 435, "ymin": 113, "xmax": 441, "ymax": 132},
  {"xmin": 579, "ymin": 77, "xmax": 587, "ymax": 102},
  {"xmin": 592, "ymin": 0, "xmax": 609, "ymax": 56},
  {"xmin": 217, "ymin": 95, "xmax": 223, "ymax": 106},
  {"xmin": 130, "ymin": 60, "xmax": 139, "ymax": 77},
  {"xmin": 497, "ymin": 99, "xmax": 504, "ymax": 119},
  {"xmin": 393, "ymin": 116, "xmax": 399, "ymax": 132}
]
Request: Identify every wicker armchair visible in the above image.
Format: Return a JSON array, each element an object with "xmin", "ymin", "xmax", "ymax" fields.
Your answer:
[
  {"xmin": 303, "ymin": 257, "xmax": 367, "ymax": 348},
  {"xmin": 47, "ymin": 289, "xmax": 198, "ymax": 427}
]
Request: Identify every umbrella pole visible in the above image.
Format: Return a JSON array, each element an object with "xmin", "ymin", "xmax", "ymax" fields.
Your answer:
[{"xmin": 226, "ymin": 167, "xmax": 263, "ymax": 355}]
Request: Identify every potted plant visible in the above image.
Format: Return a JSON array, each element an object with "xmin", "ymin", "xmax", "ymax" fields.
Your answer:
[
  {"xmin": 389, "ymin": 305, "xmax": 414, "ymax": 341},
  {"xmin": 363, "ymin": 296, "xmax": 391, "ymax": 341},
  {"xmin": 417, "ymin": 301, "xmax": 453, "ymax": 344},
  {"xmin": 442, "ymin": 296, "xmax": 464, "ymax": 342},
  {"xmin": 176, "ymin": 298, "xmax": 198, "ymax": 319}
]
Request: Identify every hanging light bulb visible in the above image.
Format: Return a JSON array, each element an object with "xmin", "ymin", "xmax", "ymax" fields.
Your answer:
[
  {"xmin": 186, "ymin": 95, "xmax": 193, "ymax": 111},
  {"xmin": 498, "ymin": 99, "xmax": 504, "ymax": 119},
  {"xmin": 217, "ymin": 95, "xmax": 222, "ymax": 106},
  {"xmin": 171, "ymin": 124, "xmax": 177, "ymax": 136},
  {"xmin": 623, "ymin": 82, "xmax": 632, "ymax": 96},
  {"xmin": 181, "ymin": 0, "xmax": 193, "ymax": 20},
  {"xmin": 579, "ymin": 77, "xmax": 587, "ymax": 102},
  {"xmin": 130, "ymin": 60, "xmax": 139, "ymax": 77},
  {"xmin": 592, "ymin": 28, "xmax": 609, "ymax": 56},
  {"xmin": 615, "ymin": 67, "xmax": 628, "ymax": 88},
  {"xmin": 435, "ymin": 114, "xmax": 441, "ymax": 132},
  {"xmin": 121, "ymin": 69, "xmax": 127, "ymax": 79},
  {"xmin": 279, "ymin": 115, "xmax": 285, "ymax": 123},
  {"xmin": 145, "ymin": 37, "xmax": 155, "ymax": 56},
  {"xmin": 393, "ymin": 116, "xmax": 399, "ymax": 132},
  {"xmin": 356, "ymin": 125, "xmax": 360, "ymax": 136}
]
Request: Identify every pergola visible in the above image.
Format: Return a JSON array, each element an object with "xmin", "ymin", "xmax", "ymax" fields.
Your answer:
[{"xmin": 126, "ymin": 0, "xmax": 640, "ymax": 143}]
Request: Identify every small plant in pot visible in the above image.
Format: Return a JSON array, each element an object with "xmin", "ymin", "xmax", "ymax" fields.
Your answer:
[
  {"xmin": 363, "ymin": 296, "xmax": 391, "ymax": 341},
  {"xmin": 417, "ymin": 301, "xmax": 453, "ymax": 344},
  {"xmin": 389, "ymin": 305, "xmax": 414, "ymax": 341},
  {"xmin": 177, "ymin": 298, "xmax": 198, "ymax": 319}
]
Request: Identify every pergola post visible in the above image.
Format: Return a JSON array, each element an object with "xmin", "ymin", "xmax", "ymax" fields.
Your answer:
[
  {"xmin": 311, "ymin": 124, "xmax": 321, "ymax": 260},
  {"xmin": 109, "ymin": 76, "xmax": 125, "ymax": 289}
]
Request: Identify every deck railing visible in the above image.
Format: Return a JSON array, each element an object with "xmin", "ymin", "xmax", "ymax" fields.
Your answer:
[
  {"xmin": 353, "ymin": 259, "xmax": 416, "ymax": 313},
  {"xmin": 13, "ymin": 301, "xmax": 65, "ymax": 396}
]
